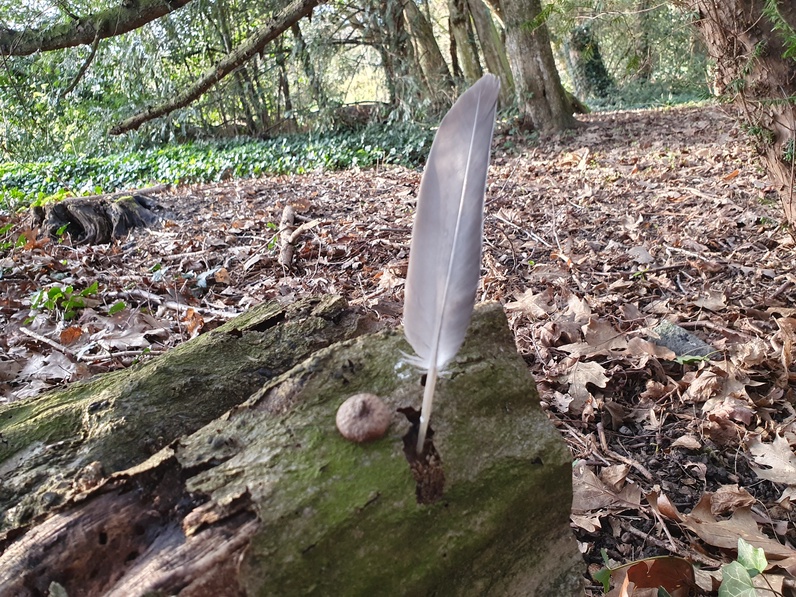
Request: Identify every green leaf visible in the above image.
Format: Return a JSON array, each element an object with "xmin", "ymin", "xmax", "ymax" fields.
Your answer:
[
  {"xmin": 108, "ymin": 301, "xmax": 126, "ymax": 314},
  {"xmin": 592, "ymin": 566, "xmax": 611, "ymax": 592},
  {"xmin": 48, "ymin": 287, "xmax": 65, "ymax": 300},
  {"xmin": 80, "ymin": 281, "xmax": 99, "ymax": 296},
  {"xmin": 736, "ymin": 538, "xmax": 766, "ymax": 576},
  {"xmin": 718, "ymin": 561, "xmax": 756, "ymax": 597}
]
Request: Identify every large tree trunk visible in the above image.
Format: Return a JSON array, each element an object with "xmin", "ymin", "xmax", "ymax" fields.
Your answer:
[
  {"xmin": 501, "ymin": 0, "xmax": 576, "ymax": 133},
  {"xmin": 0, "ymin": 301, "xmax": 583, "ymax": 595},
  {"xmin": 467, "ymin": 0, "xmax": 515, "ymax": 105},
  {"xmin": 692, "ymin": 0, "xmax": 796, "ymax": 226}
]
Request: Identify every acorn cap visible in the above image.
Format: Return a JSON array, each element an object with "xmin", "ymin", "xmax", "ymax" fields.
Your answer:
[{"xmin": 336, "ymin": 393, "xmax": 391, "ymax": 443}]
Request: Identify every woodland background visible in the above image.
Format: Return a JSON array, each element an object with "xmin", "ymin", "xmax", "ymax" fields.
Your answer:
[{"xmin": 1, "ymin": 0, "xmax": 796, "ymax": 596}]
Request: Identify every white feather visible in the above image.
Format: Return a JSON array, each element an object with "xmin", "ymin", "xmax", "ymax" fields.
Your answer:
[{"xmin": 403, "ymin": 74, "xmax": 500, "ymax": 453}]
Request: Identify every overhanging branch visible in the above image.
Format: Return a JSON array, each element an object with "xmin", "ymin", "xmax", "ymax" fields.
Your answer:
[
  {"xmin": 110, "ymin": 0, "xmax": 324, "ymax": 135},
  {"xmin": 0, "ymin": 0, "xmax": 194, "ymax": 56}
]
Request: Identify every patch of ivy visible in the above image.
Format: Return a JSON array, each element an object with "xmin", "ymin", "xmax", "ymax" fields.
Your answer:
[{"xmin": 0, "ymin": 124, "xmax": 434, "ymax": 210}]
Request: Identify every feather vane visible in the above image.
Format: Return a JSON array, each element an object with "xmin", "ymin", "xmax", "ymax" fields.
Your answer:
[{"xmin": 403, "ymin": 74, "xmax": 500, "ymax": 453}]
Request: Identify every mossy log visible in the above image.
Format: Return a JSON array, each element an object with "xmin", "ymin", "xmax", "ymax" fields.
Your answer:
[
  {"xmin": 0, "ymin": 301, "xmax": 582, "ymax": 596},
  {"xmin": 0, "ymin": 295, "xmax": 362, "ymax": 530}
]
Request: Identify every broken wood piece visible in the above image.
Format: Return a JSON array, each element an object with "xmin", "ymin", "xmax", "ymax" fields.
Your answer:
[
  {"xmin": 0, "ymin": 302, "xmax": 583, "ymax": 595},
  {"xmin": 278, "ymin": 204, "xmax": 296, "ymax": 268}
]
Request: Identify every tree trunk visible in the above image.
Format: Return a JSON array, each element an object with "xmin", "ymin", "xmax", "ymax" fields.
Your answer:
[
  {"xmin": 566, "ymin": 23, "xmax": 614, "ymax": 99},
  {"xmin": 449, "ymin": 0, "xmax": 483, "ymax": 83},
  {"xmin": 291, "ymin": 22, "xmax": 327, "ymax": 108},
  {"xmin": 466, "ymin": 0, "xmax": 515, "ymax": 105},
  {"xmin": 501, "ymin": 0, "xmax": 577, "ymax": 133},
  {"xmin": 275, "ymin": 39, "xmax": 298, "ymax": 133},
  {"xmin": 403, "ymin": 0, "xmax": 454, "ymax": 105},
  {"xmin": 207, "ymin": 0, "xmax": 262, "ymax": 135},
  {"xmin": 0, "ymin": 302, "xmax": 583, "ymax": 596},
  {"xmin": 632, "ymin": 0, "xmax": 655, "ymax": 82},
  {"xmin": 692, "ymin": 0, "xmax": 796, "ymax": 226},
  {"xmin": 375, "ymin": 0, "xmax": 421, "ymax": 111}
]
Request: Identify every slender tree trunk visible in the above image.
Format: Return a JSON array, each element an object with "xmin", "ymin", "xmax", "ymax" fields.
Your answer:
[
  {"xmin": 500, "ymin": 0, "xmax": 577, "ymax": 133},
  {"xmin": 377, "ymin": 0, "xmax": 417, "ymax": 111},
  {"xmin": 291, "ymin": 22, "xmax": 327, "ymax": 108},
  {"xmin": 449, "ymin": 0, "xmax": 483, "ymax": 83},
  {"xmin": 208, "ymin": 1, "xmax": 260, "ymax": 134},
  {"xmin": 692, "ymin": 0, "xmax": 796, "ymax": 226},
  {"xmin": 633, "ymin": 0, "xmax": 655, "ymax": 82},
  {"xmin": 274, "ymin": 39, "xmax": 297, "ymax": 133},
  {"xmin": 403, "ymin": 0, "xmax": 454, "ymax": 105},
  {"xmin": 467, "ymin": 0, "xmax": 514, "ymax": 105}
]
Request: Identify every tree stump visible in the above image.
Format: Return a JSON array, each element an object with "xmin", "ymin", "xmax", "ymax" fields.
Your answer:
[{"xmin": 31, "ymin": 187, "xmax": 167, "ymax": 245}]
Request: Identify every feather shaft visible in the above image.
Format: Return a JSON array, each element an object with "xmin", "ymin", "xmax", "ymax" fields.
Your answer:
[{"xmin": 403, "ymin": 74, "xmax": 500, "ymax": 453}]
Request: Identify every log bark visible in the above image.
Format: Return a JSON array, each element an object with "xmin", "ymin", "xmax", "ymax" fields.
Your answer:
[
  {"xmin": 0, "ymin": 295, "xmax": 363, "ymax": 531},
  {"xmin": 0, "ymin": 301, "xmax": 583, "ymax": 596}
]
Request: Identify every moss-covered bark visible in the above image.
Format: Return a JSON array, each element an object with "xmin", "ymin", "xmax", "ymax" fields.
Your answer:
[
  {"xmin": 0, "ymin": 295, "xmax": 362, "ymax": 529},
  {"xmin": 0, "ymin": 302, "xmax": 582, "ymax": 596}
]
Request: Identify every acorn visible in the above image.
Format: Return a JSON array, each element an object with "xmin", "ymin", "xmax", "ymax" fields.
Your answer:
[{"xmin": 336, "ymin": 393, "xmax": 391, "ymax": 443}]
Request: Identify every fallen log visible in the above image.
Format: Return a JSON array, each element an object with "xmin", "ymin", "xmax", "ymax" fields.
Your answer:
[
  {"xmin": 0, "ymin": 295, "xmax": 363, "ymax": 530},
  {"xmin": 0, "ymin": 301, "xmax": 583, "ymax": 595}
]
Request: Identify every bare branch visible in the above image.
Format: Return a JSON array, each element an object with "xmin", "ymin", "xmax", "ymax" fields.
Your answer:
[
  {"xmin": 0, "ymin": 0, "xmax": 195, "ymax": 56},
  {"xmin": 59, "ymin": 33, "xmax": 101, "ymax": 99},
  {"xmin": 110, "ymin": 0, "xmax": 324, "ymax": 135}
]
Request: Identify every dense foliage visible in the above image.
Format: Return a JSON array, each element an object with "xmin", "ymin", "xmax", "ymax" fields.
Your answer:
[
  {"xmin": 0, "ymin": 0, "xmax": 714, "ymax": 208},
  {"xmin": 0, "ymin": 125, "xmax": 434, "ymax": 210},
  {"xmin": 0, "ymin": 1, "xmax": 711, "ymax": 159},
  {"xmin": 548, "ymin": 1, "xmax": 711, "ymax": 109}
]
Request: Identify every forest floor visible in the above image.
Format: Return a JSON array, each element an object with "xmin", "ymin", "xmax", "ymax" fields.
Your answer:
[{"xmin": 2, "ymin": 104, "xmax": 796, "ymax": 595}]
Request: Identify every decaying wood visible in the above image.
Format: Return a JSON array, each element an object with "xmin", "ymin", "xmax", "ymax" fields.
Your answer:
[
  {"xmin": 31, "ymin": 188, "xmax": 167, "ymax": 244},
  {"xmin": 0, "ymin": 295, "xmax": 364, "ymax": 531},
  {"xmin": 0, "ymin": 302, "xmax": 583, "ymax": 596},
  {"xmin": 278, "ymin": 204, "xmax": 296, "ymax": 268}
]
